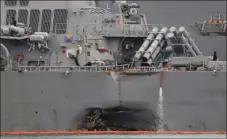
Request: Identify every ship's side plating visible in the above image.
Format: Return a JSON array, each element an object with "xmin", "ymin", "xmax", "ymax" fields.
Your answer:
[
  {"xmin": 1, "ymin": 71, "xmax": 226, "ymax": 131},
  {"xmin": 120, "ymin": 71, "xmax": 226, "ymax": 131},
  {"xmin": 1, "ymin": 71, "xmax": 119, "ymax": 131},
  {"xmin": 1, "ymin": 0, "xmax": 226, "ymax": 132}
]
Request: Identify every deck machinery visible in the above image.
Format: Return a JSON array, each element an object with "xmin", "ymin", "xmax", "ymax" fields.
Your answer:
[{"xmin": 190, "ymin": 12, "xmax": 227, "ymax": 36}]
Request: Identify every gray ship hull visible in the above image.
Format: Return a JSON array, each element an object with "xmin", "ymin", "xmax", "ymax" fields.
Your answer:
[
  {"xmin": 1, "ymin": 71, "xmax": 226, "ymax": 131},
  {"xmin": 1, "ymin": 72, "xmax": 119, "ymax": 131},
  {"xmin": 1, "ymin": 0, "xmax": 226, "ymax": 133},
  {"xmin": 120, "ymin": 71, "xmax": 226, "ymax": 131}
]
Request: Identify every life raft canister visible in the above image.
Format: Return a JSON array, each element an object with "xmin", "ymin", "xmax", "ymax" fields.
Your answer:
[{"xmin": 16, "ymin": 54, "xmax": 24, "ymax": 61}]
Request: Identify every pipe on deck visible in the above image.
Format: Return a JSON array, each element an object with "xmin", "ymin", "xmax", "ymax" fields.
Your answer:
[
  {"xmin": 134, "ymin": 27, "xmax": 159, "ymax": 61},
  {"xmin": 178, "ymin": 27, "xmax": 202, "ymax": 55},
  {"xmin": 142, "ymin": 27, "xmax": 168, "ymax": 61}
]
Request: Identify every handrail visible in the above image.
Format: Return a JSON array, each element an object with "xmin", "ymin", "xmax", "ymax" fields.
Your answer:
[
  {"xmin": 54, "ymin": 23, "xmax": 67, "ymax": 34},
  {"xmin": 17, "ymin": 65, "xmax": 160, "ymax": 72},
  {"xmin": 16, "ymin": 58, "xmax": 226, "ymax": 72},
  {"xmin": 59, "ymin": 22, "xmax": 167, "ymax": 37},
  {"xmin": 17, "ymin": 64, "xmax": 131, "ymax": 72},
  {"xmin": 1, "ymin": 130, "xmax": 226, "ymax": 135},
  {"xmin": 103, "ymin": 24, "xmax": 167, "ymax": 37},
  {"xmin": 16, "ymin": 61, "xmax": 226, "ymax": 72}
]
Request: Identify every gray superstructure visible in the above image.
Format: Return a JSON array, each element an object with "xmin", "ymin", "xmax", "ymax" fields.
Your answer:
[{"xmin": 1, "ymin": 0, "xmax": 226, "ymax": 132}]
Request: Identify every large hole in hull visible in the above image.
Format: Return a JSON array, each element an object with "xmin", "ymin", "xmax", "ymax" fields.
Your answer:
[{"xmin": 77, "ymin": 106, "xmax": 169, "ymax": 131}]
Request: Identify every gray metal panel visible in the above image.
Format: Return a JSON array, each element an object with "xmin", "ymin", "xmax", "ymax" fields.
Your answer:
[
  {"xmin": 41, "ymin": 9, "xmax": 52, "ymax": 33},
  {"xmin": 120, "ymin": 71, "xmax": 226, "ymax": 131},
  {"xmin": 1, "ymin": 72, "xmax": 119, "ymax": 131},
  {"xmin": 29, "ymin": 9, "xmax": 40, "ymax": 32},
  {"xmin": 4, "ymin": 0, "xmax": 17, "ymax": 6},
  {"xmin": 19, "ymin": 0, "xmax": 29, "ymax": 6},
  {"xmin": 5, "ymin": 9, "xmax": 16, "ymax": 24},
  {"xmin": 52, "ymin": 9, "xmax": 68, "ymax": 34},
  {"xmin": 18, "ymin": 9, "xmax": 28, "ymax": 25}
]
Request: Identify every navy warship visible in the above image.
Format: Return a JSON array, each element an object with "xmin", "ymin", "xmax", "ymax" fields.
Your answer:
[{"xmin": 1, "ymin": 0, "xmax": 226, "ymax": 133}]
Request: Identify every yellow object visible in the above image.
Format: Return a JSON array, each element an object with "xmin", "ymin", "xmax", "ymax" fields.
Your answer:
[
  {"xmin": 66, "ymin": 34, "xmax": 72, "ymax": 39},
  {"xmin": 208, "ymin": 20, "xmax": 224, "ymax": 24}
]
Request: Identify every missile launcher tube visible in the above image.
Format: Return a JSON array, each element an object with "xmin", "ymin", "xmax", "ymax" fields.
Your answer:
[
  {"xmin": 169, "ymin": 26, "xmax": 178, "ymax": 37},
  {"xmin": 134, "ymin": 27, "xmax": 159, "ymax": 61},
  {"xmin": 178, "ymin": 27, "xmax": 202, "ymax": 55},
  {"xmin": 166, "ymin": 32, "xmax": 177, "ymax": 43},
  {"xmin": 145, "ymin": 40, "xmax": 166, "ymax": 66},
  {"xmin": 165, "ymin": 46, "xmax": 173, "ymax": 52},
  {"xmin": 177, "ymin": 32, "xmax": 196, "ymax": 57},
  {"xmin": 142, "ymin": 27, "xmax": 168, "ymax": 61}
]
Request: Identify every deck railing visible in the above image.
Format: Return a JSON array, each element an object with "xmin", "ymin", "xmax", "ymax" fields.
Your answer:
[
  {"xmin": 17, "ymin": 65, "xmax": 160, "ymax": 72},
  {"xmin": 102, "ymin": 24, "xmax": 167, "ymax": 37},
  {"xmin": 15, "ymin": 57, "xmax": 226, "ymax": 73},
  {"xmin": 16, "ymin": 64, "xmax": 226, "ymax": 73},
  {"xmin": 17, "ymin": 64, "xmax": 129, "ymax": 72}
]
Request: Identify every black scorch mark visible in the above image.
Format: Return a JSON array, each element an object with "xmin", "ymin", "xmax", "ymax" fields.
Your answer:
[{"xmin": 77, "ymin": 106, "xmax": 169, "ymax": 131}]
